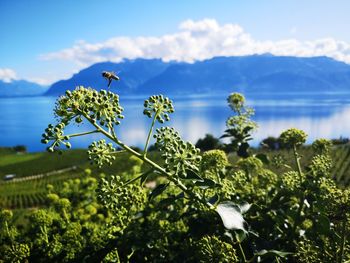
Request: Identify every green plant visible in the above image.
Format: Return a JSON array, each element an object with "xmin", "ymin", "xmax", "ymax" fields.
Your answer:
[
  {"xmin": 221, "ymin": 93, "xmax": 257, "ymax": 157},
  {"xmin": 37, "ymin": 85, "xmax": 264, "ymax": 260},
  {"xmin": 1, "ymin": 75, "xmax": 349, "ymax": 262}
]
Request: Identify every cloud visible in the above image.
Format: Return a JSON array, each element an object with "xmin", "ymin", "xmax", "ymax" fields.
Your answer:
[
  {"xmin": 40, "ymin": 18, "xmax": 350, "ymax": 69},
  {"xmin": 0, "ymin": 68, "xmax": 17, "ymax": 82}
]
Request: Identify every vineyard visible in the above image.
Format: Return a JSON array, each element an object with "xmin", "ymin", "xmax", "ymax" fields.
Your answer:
[
  {"xmin": 332, "ymin": 145, "xmax": 350, "ymax": 185},
  {"xmin": 0, "ymin": 149, "xmax": 87, "ymax": 178},
  {"xmin": 261, "ymin": 144, "xmax": 350, "ymax": 187},
  {"xmin": 1, "ymin": 144, "xmax": 349, "ymax": 213},
  {"xmin": 0, "ymin": 149, "xmax": 157, "ymax": 212},
  {"xmin": 0, "ymin": 170, "xmax": 82, "ymax": 209}
]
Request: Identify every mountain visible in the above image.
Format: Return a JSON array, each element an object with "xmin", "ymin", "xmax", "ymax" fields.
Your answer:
[
  {"xmin": 0, "ymin": 80, "xmax": 48, "ymax": 97},
  {"xmin": 46, "ymin": 55, "xmax": 350, "ymax": 96},
  {"xmin": 46, "ymin": 59, "xmax": 170, "ymax": 96}
]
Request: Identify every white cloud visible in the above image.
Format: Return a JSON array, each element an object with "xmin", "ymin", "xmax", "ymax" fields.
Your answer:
[
  {"xmin": 40, "ymin": 18, "xmax": 350, "ymax": 68},
  {"xmin": 25, "ymin": 77, "xmax": 52, "ymax": 86},
  {"xmin": 0, "ymin": 68, "xmax": 17, "ymax": 83}
]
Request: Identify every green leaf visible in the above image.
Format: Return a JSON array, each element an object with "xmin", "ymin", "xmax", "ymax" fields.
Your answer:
[
  {"xmin": 149, "ymin": 183, "xmax": 169, "ymax": 200},
  {"xmin": 180, "ymin": 169, "xmax": 203, "ymax": 181},
  {"xmin": 237, "ymin": 142, "xmax": 250, "ymax": 158},
  {"xmin": 207, "ymin": 193, "xmax": 220, "ymax": 205},
  {"xmin": 140, "ymin": 169, "xmax": 154, "ymax": 185},
  {"xmin": 255, "ymin": 153, "xmax": 270, "ymax": 165},
  {"xmin": 235, "ymin": 230, "xmax": 247, "ymax": 243},
  {"xmin": 195, "ymin": 178, "xmax": 217, "ymax": 189},
  {"xmin": 176, "ymin": 192, "xmax": 185, "ymax": 199},
  {"xmin": 314, "ymin": 214, "xmax": 331, "ymax": 235},
  {"xmin": 158, "ymin": 192, "xmax": 185, "ymax": 207},
  {"xmin": 158, "ymin": 196, "xmax": 176, "ymax": 207},
  {"xmin": 243, "ymin": 126, "xmax": 253, "ymax": 134}
]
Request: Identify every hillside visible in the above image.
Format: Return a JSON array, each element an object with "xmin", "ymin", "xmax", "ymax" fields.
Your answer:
[{"xmin": 46, "ymin": 55, "xmax": 350, "ymax": 96}]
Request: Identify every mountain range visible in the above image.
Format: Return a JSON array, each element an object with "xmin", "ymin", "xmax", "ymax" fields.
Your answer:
[
  {"xmin": 0, "ymin": 80, "xmax": 48, "ymax": 97},
  {"xmin": 2, "ymin": 54, "xmax": 350, "ymax": 97},
  {"xmin": 45, "ymin": 55, "xmax": 350, "ymax": 96}
]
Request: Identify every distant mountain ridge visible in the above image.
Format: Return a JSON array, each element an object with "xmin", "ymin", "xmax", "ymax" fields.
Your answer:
[
  {"xmin": 29, "ymin": 55, "xmax": 350, "ymax": 96},
  {"xmin": 46, "ymin": 59, "xmax": 170, "ymax": 96},
  {"xmin": 0, "ymin": 80, "xmax": 48, "ymax": 97}
]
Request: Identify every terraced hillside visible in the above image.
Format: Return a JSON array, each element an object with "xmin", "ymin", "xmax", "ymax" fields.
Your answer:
[
  {"xmin": 331, "ymin": 145, "xmax": 350, "ymax": 186},
  {"xmin": 0, "ymin": 149, "xmax": 155, "ymax": 211},
  {"xmin": 0, "ymin": 145, "xmax": 349, "ymax": 212}
]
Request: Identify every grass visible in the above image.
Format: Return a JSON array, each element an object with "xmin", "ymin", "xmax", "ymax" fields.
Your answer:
[{"xmin": 0, "ymin": 152, "xmax": 43, "ymax": 167}]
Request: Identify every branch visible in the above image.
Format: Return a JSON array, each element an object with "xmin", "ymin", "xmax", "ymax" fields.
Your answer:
[
  {"xmin": 66, "ymin": 130, "xmax": 99, "ymax": 138},
  {"xmin": 81, "ymin": 113, "xmax": 214, "ymax": 209},
  {"xmin": 143, "ymin": 112, "xmax": 158, "ymax": 156}
]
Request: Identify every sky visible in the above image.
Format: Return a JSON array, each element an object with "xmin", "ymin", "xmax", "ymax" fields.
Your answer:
[{"xmin": 1, "ymin": 0, "xmax": 350, "ymax": 85}]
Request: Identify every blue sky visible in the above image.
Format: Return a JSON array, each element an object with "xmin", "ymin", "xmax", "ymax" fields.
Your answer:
[{"xmin": 1, "ymin": 0, "xmax": 350, "ymax": 85}]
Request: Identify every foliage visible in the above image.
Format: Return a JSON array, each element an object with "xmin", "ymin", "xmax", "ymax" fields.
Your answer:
[
  {"xmin": 0, "ymin": 76, "xmax": 349, "ymax": 262},
  {"xmin": 221, "ymin": 92, "xmax": 257, "ymax": 157},
  {"xmin": 195, "ymin": 134, "xmax": 223, "ymax": 152},
  {"xmin": 260, "ymin": 136, "xmax": 281, "ymax": 150}
]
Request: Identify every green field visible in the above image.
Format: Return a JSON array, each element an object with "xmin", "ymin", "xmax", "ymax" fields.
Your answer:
[
  {"xmin": 0, "ymin": 145, "xmax": 349, "ymax": 212},
  {"xmin": 0, "ymin": 149, "xmax": 88, "ymax": 178},
  {"xmin": 0, "ymin": 148, "xmax": 161, "ymax": 210}
]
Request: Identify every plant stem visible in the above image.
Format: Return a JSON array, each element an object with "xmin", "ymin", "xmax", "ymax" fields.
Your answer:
[
  {"xmin": 82, "ymin": 113, "xmax": 214, "ymax": 209},
  {"xmin": 293, "ymin": 145, "xmax": 303, "ymax": 181},
  {"xmin": 237, "ymin": 239, "xmax": 247, "ymax": 262},
  {"xmin": 67, "ymin": 130, "xmax": 99, "ymax": 138},
  {"xmin": 143, "ymin": 112, "xmax": 158, "ymax": 156},
  {"xmin": 123, "ymin": 169, "xmax": 153, "ymax": 186},
  {"xmin": 291, "ymin": 144, "xmax": 304, "ymax": 237},
  {"xmin": 215, "ymin": 168, "xmax": 221, "ymax": 184},
  {"xmin": 339, "ymin": 217, "xmax": 347, "ymax": 263}
]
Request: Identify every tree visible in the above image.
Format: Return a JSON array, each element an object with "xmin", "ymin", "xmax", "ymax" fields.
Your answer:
[{"xmin": 195, "ymin": 134, "xmax": 221, "ymax": 152}]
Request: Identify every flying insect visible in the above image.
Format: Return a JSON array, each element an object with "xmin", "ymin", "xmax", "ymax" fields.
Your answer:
[{"xmin": 102, "ymin": 71, "xmax": 120, "ymax": 88}]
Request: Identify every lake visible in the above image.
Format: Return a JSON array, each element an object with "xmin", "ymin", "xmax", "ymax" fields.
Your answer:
[{"xmin": 1, "ymin": 93, "xmax": 350, "ymax": 152}]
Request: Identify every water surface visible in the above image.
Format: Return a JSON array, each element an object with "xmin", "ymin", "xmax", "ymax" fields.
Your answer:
[{"xmin": 1, "ymin": 93, "xmax": 350, "ymax": 152}]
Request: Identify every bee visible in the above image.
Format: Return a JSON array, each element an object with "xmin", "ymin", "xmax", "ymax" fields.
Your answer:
[{"xmin": 102, "ymin": 71, "xmax": 120, "ymax": 88}]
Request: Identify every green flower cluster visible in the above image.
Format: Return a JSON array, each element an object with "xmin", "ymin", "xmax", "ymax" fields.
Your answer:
[
  {"xmin": 308, "ymin": 154, "xmax": 332, "ymax": 178},
  {"xmin": 295, "ymin": 239, "xmax": 324, "ymax": 263},
  {"xmin": 200, "ymin": 149, "xmax": 228, "ymax": 173},
  {"xmin": 227, "ymin": 92, "xmax": 245, "ymax": 113},
  {"xmin": 97, "ymin": 175, "xmax": 147, "ymax": 226},
  {"xmin": 312, "ymin": 138, "xmax": 332, "ymax": 154},
  {"xmin": 279, "ymin": 128, "xmax": 307, "ymax": 147},
  {"xmin": 193, "ymin": 235, "xmax": 238, "ymax": 263},
  {"xmin": 143, "ymin": 95, "xmax": 174, "ymax": 123},
  {"xmin": 237, "ymin": 156, "xmax": 263, "ymax": 174},
  {"xmin": 55, "ymin": 87, "xmax": 124, "ymax": 127},
  {"xmin": 41, "ymin": 123, "xmax": 71, "ymax": 152},
  {"xmin": 154, "ymin": 127, "xmax": 201, "ymax": 174},
  {"xmin": 281, "ymin": 171, "xmax": 305, "ymax": 191},
  {"xmin": 87, "ymin": 139, "xmax": 116, "ymax": 167}
]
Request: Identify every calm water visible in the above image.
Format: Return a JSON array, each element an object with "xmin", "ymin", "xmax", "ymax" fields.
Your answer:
[{"xmin": 1, "ymin": 93, "xmax": 350, "ymax": 152}]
